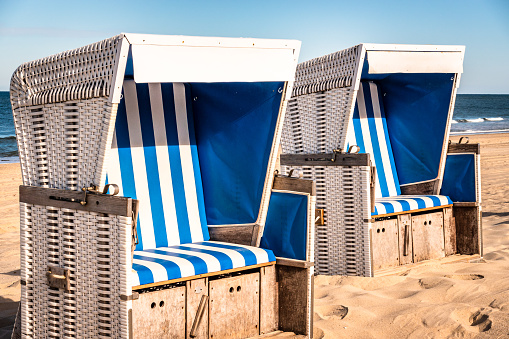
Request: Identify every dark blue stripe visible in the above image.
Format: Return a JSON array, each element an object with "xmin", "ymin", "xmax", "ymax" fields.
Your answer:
[
  {"xmin": 136, "ymin": 83, "xmax": 168, "ymax": 247},
  {"xmin": 184, "ymin": 84, "xmax": 209, "ymax": 241},
  {"xmin": 133, "ymin": 254, "xmax": 183, "ymax": 280},
  {"xmin": 363, "ymin": 82, "xmax": 390, "ymax": 197},
  {"xmin": 116, "ymin": 88, "xmax": 144, "ymax": 249},
  {"xmin": 147, "ymin": 248, "xmax": 209, "ymax": 275},
  {"xmin": 194, "ymin": 242, "xmax": 263, "ymax": 265},
  {"xmin": 376, "ymin": 84, "xmax": 401, "ymax": 195},
  {"xmin": 161, "ymin": 83, "xmax": 192, "ymax": 244},
  {"xmin": 176, "ymin": 245, "xmax": 234, "ymax": 270},
  {"xmin": 132, "ymin": 262, "xmax": 154, "ymax": 286},
  {"xmin": 427, "ymin": 196, "xmax": 442, "ymax": 206},
  {"xmin": 413, "ymin": 197, "xmax": 427, "ymax": 209}
]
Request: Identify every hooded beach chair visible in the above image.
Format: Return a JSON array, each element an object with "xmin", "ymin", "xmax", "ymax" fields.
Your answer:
[
  {"xmin": 280, "ymin": 44, "xmax": 482, "ymax": 276},
  {"xmin": 10, "ymin": 33, "xmax": 316, "ymax": 338}
]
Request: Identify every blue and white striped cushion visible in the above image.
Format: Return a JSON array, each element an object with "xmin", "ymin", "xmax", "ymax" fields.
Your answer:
[
  {"xmin": 373, "ymin": 195, "xmax": 453, "ymax": 216},
  {"xmin": 347, "ymin": 81, "xmax": 400, "ymax": 198},
  {"xmin": 108, "ymin": 81, "xmax": 209, "ymax": 250},
  {"xmin": 132, "ymin": 241, "xmax": 276, "ymax": 286}
]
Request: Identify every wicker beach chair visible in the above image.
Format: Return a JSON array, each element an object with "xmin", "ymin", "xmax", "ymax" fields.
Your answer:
[
  {"xmin": 281, "ymin": 43, "xmax": 482, "ymax": 276},
  {"xmin": 10, "ymin": 33, "xmax": 315, "ymax": 338}
]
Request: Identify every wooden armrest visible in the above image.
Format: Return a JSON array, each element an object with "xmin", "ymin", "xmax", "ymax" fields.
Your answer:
[
  {"xmin": 280, "ymin": 153, "xmax": 370, "ymax": 167},
  {"xmin": 448, "ymin": 143, "xmax": 480, "ymax": 154},
  {"xmin": 272, "ymin": 176, "xmax": 315, "ymax": 196},
  {"xmin": 276, "ymin": 257, "xmax": 314, "ymax": 268}
]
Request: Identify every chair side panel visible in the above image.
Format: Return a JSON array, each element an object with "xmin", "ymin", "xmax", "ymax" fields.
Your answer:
[
  {"xmin": 20, "ymin": 202, "xmax": 131, "ymax": 338},
  {"xmin": 281, "ymin": 165, "xmax": 372, "ymax": 276},
  {"xmin": 12, "ymin": 98, "xmax": 116, "ymax": 189}
]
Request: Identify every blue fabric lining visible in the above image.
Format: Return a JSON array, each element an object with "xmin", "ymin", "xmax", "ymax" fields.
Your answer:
[
  {"xmin": 440, "ymin": 154, "xmax": 476, "ymax": 202},
  {"xmin": 261, "ymin": 192, "xmax": 308, "ymax": 261},
  {"xmin": 191, "ymin": 82, "xmax": 284, "ymax": 226}
]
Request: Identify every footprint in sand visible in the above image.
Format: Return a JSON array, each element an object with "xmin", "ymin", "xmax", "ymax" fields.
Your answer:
[
  {"xmin": 444, "ymin": 274, "xmax": 484, "ymax": 280},
  {"xmin": 451, "ymin": 308, "xmax": 492, "ymax": 333},
  {"xmin": 315, "ymin": 305, "xmax": 349, "ymax": 320}
]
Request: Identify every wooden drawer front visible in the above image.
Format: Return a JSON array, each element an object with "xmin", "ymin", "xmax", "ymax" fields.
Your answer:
[
  {"xmin": 372, "ymin": 218, "xmax": 400, "ymax": 270},
  {"xmin": 132, "ymin": 286, "xmax": 186, "ymax": 338},
  {"xmin": 209, "ymin": 272, "xmax": 260, "ymax": 339},
  {"xmin": 412, "ymin": 211, "xmax": 445, "ymax": 262}
]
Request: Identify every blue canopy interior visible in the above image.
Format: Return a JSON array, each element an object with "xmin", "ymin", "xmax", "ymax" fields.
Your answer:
[
  {"xmin": 191, "ymin": 82, "xmax": 284, "ymax": 225},
  {"xmin": 360, "ymin": 59, "xmax": 455, "ymax": 186},
  {"xmin": 124, "ymin": 49, "xmax": 285, "ymax": 226}
]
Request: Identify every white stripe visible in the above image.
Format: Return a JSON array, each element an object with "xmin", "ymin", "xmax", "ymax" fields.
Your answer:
[
  {"xmin": 375, "ymin": 203, "xmax": 386, "ymax": 215},
  {"xmin": 173, "ymin": 83, "xmax": 204, "ymax": 242},
  {"xmin": 108, "ymin": 132, "xmax": 124, "ymax": 196},
  {"xmin": 418, "ymin": 196, "xmax": 435, "ymax": 208},
  {"xmin": 156, "ymin": 247, "xmax": 222, "ymax": 272},
  {"xmin": 124, "ymin": 80, "xmax": 156, "ymax": 249},
  {"xmin": 134, "ymin": 251, "xmax": 195, "ymax": 277},
  {"xmin": 183, "ymin": 243, "xmax": 246, "ymax": 268},
  {"xmin": 209, "ymin": 241, "xmax": 271, "ymax": 263},
  {"xmin": 369, "ymin": 82, "xmax": 398, "ymax": 197},
  {"xmin": 149, "ymin": 83, "xmax": 180, "ymax": 246},
  {"xmin": 131, "ymin": 269, "xmax": 140, "ymax": 287},
  {"xmin": 132, "ymin": 258, "xmax": 168, "ymax": 283},
  {"xmin": 357, "ymin": 85, "xmax": 382, "ymax": 198}
]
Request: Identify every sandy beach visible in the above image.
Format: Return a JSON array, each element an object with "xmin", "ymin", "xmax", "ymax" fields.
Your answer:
[{"xmin": 0, "ymin": 133, "xmax": 508, "ymax": 338}]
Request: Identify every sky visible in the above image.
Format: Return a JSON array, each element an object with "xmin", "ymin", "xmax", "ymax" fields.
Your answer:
[{"xmin": 0, "ymin": 0, "xmax": 508, "ymax": 93}]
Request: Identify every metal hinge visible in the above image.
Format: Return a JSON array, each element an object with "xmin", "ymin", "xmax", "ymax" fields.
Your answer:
[{"xmin": 47, "ymin": 266, "xmax": 70, "ymax": 291}]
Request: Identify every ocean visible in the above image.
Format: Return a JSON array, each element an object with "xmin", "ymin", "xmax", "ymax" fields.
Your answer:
[{"xmin": 0, "ymin": 92, "xmax": 508, "ymax": 161}]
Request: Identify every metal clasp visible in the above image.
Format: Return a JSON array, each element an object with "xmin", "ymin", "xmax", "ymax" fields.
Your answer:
[{"xmin": 47, "ymin": 266, "xmax": 70, "ymax": 291}]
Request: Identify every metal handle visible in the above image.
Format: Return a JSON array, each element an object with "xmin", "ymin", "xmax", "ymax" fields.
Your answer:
[{"xmin": 190, "ymin": 295, "xmax": 208, "ymax": 337}]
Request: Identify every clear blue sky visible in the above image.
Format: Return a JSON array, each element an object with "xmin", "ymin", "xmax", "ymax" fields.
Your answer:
[{"xmin": 0, "ymin": 0, "xmax": 508, "ymax": 93}]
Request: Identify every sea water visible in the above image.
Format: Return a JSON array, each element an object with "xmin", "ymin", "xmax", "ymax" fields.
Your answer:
[{"xmin": 0, "ymin": 92, "xmax": 508, "ymax": 161}]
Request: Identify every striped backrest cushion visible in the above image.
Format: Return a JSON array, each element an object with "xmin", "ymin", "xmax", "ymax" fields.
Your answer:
[
  {"xmin": 108, "ymin": 80, "xmax": 209, "ymax": 250},
  {"xmin": 347, "ymin": 81, "xmax": 401, "ymax": 198}
]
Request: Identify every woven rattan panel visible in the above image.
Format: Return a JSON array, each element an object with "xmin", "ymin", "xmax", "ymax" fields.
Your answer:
[
  {"xmin": 20, "ymin": 202, "xmax": 131, "ymax": 338},
  {"xmin": 13, "ymin": 98, "xmax": 116, "ymax": 189},
  {"xmin": 282, "ymin": 87, "xmax": 355, "ymax": 155},
  {"xmin": 282, "ymin": 165, "xmax": 372, "ymax": 276},
  {"xmin": 10, "ymin": 35, "xmax": 121, "ymax": 109},
  {"xmin": 292, "ymin": 45, "xmax": 360, "ymax": 97}
]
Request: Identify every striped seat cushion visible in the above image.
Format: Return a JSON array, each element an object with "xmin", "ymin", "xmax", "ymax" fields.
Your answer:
[
  {"xmin": 373, "ymin": 195, "xmax": 453, "ymax": 216},
  {"xmin": 108, "ymin": 80, "xmax": 209, "ymax": 250},
  {"xmin": 347, "ymin": 81, "xmax": 400, "ymax": 198},
  {"xmin": 132, "ymin": 241, "xmax": 276, "ymax": 287}
]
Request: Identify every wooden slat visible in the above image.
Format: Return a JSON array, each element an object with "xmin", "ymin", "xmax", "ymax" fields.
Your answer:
[
  {"xmin": 448, "ymin": 143, "xmax": 480, "ymax": 154},
  {"xmin": 132, "ymin": 286, "xmax": 186, "ymax": 338},
  {"xmin": 400, "ymin": 179, "xmax": 440, "ymax": 195},
  {"xmin": 372, "ymin": 219, "xmax": 400, "ymax": 271},
  {"xmin": 443, "ymin": 207, "xmax": 457, "ymax": 256},
  {"xmin": 276, "ymin": 257, "xmax": 314, "ymax": 268},
  {"xmin": 272, "ymin": 176, "xmax": 315, "ymax": 195},
  {"xmin": 260, "ymin": 265, "xmax": 278, "ymax": 335},
  {"xmin": 132, "ymin": 262, "xmax": 274, "ymax": 291},
  {"xmin": 209, "ymin": 272, "xmax": 260, "ymax": 338},
  {"xmin": 398, "ymin": 214, "xmax": 413, "ymax": 266},
  {"xmin": 208, "ymin": 224, "xmax": 259, "ymax": 246},
  {"xmin": 412, "ymin": 211, "xmax": 445, "ymax": 262},
  {"xmin": 453, "ymin": 202, "xmax": 479, "ymax": 207},
  {"xmin": 186, "ymin": 278, "xmax": 208, "ymax": 339},
  {"xmin": 454, "ymin": 206, "xmax": 480, "ymax": 255},
  {"xmin": 277, "ymin": 265, "xmax": 310, "ymax": 335},
  {"xmin": 19, "ymin": 185, "xmax": 132, "ymax": 216},
  {"xmin": 280, "ymin": 153, "xmax": 370, "ymax": 167}
]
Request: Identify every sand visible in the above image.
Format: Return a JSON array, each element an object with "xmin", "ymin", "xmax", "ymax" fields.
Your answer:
[{"xmin": 0, "ymin": 133, "xmax": 508, "ymax": 338}]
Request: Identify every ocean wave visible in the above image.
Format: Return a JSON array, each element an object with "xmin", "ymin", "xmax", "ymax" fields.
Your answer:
[
  {"xmin": 0, "ymin": 135, "xmax": 16, "ymax": 140},
  {"xmin": 450, "ymin": 128, "xmax": 509, "ymax": 135},
  {"xmin": 453, "ymin": 117, "xmax": 504, "ymax": 123}
]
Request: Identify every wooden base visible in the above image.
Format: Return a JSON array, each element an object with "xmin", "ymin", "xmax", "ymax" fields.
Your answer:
[
  {"xmin": 131, "ymin": 261, "xmax": 313, "ymax": 338},
  {"xmin": 372, "ymin": 207, "xmax": 459, "ymax": 272}
]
